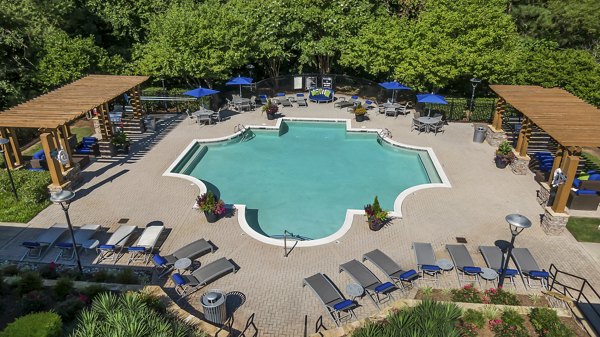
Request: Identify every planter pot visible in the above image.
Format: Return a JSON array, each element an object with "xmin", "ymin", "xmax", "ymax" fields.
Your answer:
[
  {"xmin": 368, "ymin": 219, "xmax": 383, "ymax": 231},
  {"xmin": 355, "ymin": 114, "xmax": 365, "ymax": 122},
  {"xmin": 495, "ymin": 155, "xmax": 509, "ymax": 169},
  {"xmin": 204, "ymin": 211, "xmax": 218, "ymax": 223},
  {"xmin": 266, "ymin": 113, "xmax": 276, "ymax": 120}
]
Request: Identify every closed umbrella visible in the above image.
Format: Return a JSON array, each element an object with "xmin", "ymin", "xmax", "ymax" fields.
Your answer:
[
  {"xmin": 226, "ymin": 75, "xmax": 253, "ymax": 97},
  {"xmin": 378, "ymin": 81, "xmax": 412, "ymax": 103},
  {"xmin": 417, "ymin": 93, "xmax": 448, "ymax": 117}
]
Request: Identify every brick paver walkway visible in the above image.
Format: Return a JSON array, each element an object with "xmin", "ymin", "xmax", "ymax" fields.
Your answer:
[{"xmin": 2, "ymin": 100, "xmax": 600, "ymax": 336}]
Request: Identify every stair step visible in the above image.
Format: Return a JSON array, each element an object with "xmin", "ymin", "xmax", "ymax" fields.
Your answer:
[{"xmin": 576, "ymin": 302, "xmax": 600, "ymax": 335}]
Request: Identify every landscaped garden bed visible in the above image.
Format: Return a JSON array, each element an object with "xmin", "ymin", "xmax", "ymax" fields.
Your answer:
[
  {"xmin": 0, "ymin": 168, "xmax": 51, "ymax": 223},
  {"xmin": 414, "ymin": 285, "xmax": 550, "ymax": 307}
]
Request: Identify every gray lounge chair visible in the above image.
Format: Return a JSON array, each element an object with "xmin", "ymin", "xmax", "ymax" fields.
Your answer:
[
  {"xmin": 153, "ymin": 239, "xmax": 215, "ymax": 277},
  {"xmin": 363, "ymin": 249, "xmax": 419, "ymax": 293},
  {"xmin": 96, "ymin": 224, "xmax": 137, "ymax": 264},
  {"xmin": 446, "ymin": 244, "xmax": 482, "ymax": 287},
  {"xmin": 279, "ymin": 97, "xmax": 293, "ymax": 107},
  {"xmin": 21, "ymin": 223, "xmax": 68, "ymax": 261},
  {"xmin": 303, "ymin": 273, "xmax": 358, "ymax": 326},
  {"xmin": 511, "ymin": 248, "xmax": 549, "ymax": 289},
  {"xmin": 339, "ymin": 259, "xmax": 396, "ymax": 309},
  {"xmin": 297, "ymin": 94, "xmax": 308, "ymax": 107},
  {"xmin": 479, "ymin": 246, "xmax": 519, "ymax": 288},
  {"xmin": 413, "ymin": 242, "xmax": 442, "ymax": 284},
  {"xmin": 172, "ymin": 257, "xmax": 237, "ymax": 298},
  {"xmin": 55, "ymin": 224, "xmax": 101, "ymax": 261},
  {"xmin": 127, "ymin": 225, "xmax": 164, "ymax": 264},
  {"xmin": 334, "ymin": 96, "xmax": 358, "ymax": 109}
]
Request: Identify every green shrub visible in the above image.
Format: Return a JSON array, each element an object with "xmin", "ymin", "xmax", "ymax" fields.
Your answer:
[
  {"xmin": 462, "ymin": 309, "xmax": 485, "ymax": 329},
  {"xmin": 38, "ymin": 263, "xmax": 59, "ymax": 279},
  {"xmin": 79, "ymin": 284, "xmax": 109, "ymax": 301},
  {"xmin": 451, "ymin": 284, "xmax": 482, "ymax": 303},
  {"xmin": 484, "ymin": 287, "xmax": 520, "ymax": 306},
  {"xmin": 0, "ymin": 264, "xmax": 19, "ymax": 277},
  {"xmin": 54, "ymin": 297, "xmax": 85, "ymax": 322},
  {"xmin": 0, "ymin": 170, "xmax": 51, "ymax": 222},
  {"xmin": 90, "ymin": 269, "xmax": 110, "ymax": 283},
  {"xmin": 53, "ymin": 277, "xmax": 74, "ymax": 300},
  {"xmin": 529, "ymin": 308, "xmax": 574, "ymax": 337},
  {"xmin": 114, "ymin": 269, "xmax": 139, "ymax": 284},
  {"xmin": 489, "ymin": 309, "xmax": 528, "ymax": 337},
  {"xmin": 0, "ymin": 311, "xmax": 62, "ymax": 337},
  {"xmin": 17, "ymin": 271, "xmax": 43, "ymax": 295},
  {"xmin": 21, "ymin": 290, "xmax": 51, "ymax": 314}
]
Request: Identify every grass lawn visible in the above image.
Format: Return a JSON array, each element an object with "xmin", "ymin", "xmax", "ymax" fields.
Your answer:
[
  {"xmin": 566, "ymin": 217, "xmax": 600, "ymax": 243},
  {"xmin": 22, "ymin": 127, "xmax": 94, "ymax": 157},
  {"xmin": 582, "ymin": 152, "xmax": 600, "ymax": 168}
]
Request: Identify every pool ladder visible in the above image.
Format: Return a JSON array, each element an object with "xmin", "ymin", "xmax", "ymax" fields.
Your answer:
[
  {"xmin": 276, "ymin": 230, "xmax": 311, "ymax": 257},
  {"xmin": 234, "ymin": 124, "xmax": 246, "ymax": 133},
  {"xmin": 234, "ymin": 124, "xmax": 252, "ymax": 142},
  {"xmin": 379, "ymin": 128, "xmax": 392, "ymax": 139}
]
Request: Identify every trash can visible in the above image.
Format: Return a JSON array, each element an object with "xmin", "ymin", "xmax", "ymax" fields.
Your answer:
[
  {"xmin": 143, "ymin": 115, "xmax": 156, "ymax": 131},
  {"xmin": 473, "ymin": 126, "xmax": 486, "ymax": 143},
  {"xmin": 200, "ymin": 290, "xmax": 227, "ymax": 325}
]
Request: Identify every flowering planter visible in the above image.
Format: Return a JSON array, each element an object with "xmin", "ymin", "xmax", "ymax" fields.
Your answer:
[
  {"xmin": 266, "ymin": 113, "xmax": 276, "ymax": 120},
  {"xmin": 368, "ymin": 219, "xmax": 383, "ymax": 231},
  {"xmin": 204, "ymin": 211, "xmax": 218, "ymax": 223},
  {"xmin": 495, "ymin": 155, "xmax": 510, "ymax": 169},
  {"xmin": 355, "ymin": 114, "xmax": 365, "ymax": 122}
]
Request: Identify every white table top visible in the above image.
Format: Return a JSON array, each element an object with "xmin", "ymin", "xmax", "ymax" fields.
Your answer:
[
  {"xmin": 346, "ymin": 283, "xmax": 364, "ymax": 297},
  {"xmin": 383, "ymin": 103, "xmax": 401, "ymax": 108},
  {"xmin": 174, "ymin": 257, "xmax": 192, "ymax": 270},
  {"xmin": 418, "ymin": 117, "xmax": 441, "ymax": 124},
  {"xmin": 436, "ymin": 258, "xmax": 454, "ymax": 271},
  {"xmin": 232, "ymin": 98, "xmax": 250, "ymax": 104},
  {"xmin": 480, "ymin": 267, "xmax": 498, "ymax": 280}
]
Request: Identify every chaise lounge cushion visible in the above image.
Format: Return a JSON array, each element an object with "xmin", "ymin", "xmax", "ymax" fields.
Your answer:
[
  {"xmin": 374, "ymin": 282, "xmax": 395, "ymax": 293},
  {"xmin": 529, "ymin": 270, "xmax": 549, "ymax": 279},
  {"xmin": 333, "ymin": 299, "xmax": 355, "ymax": 311}
]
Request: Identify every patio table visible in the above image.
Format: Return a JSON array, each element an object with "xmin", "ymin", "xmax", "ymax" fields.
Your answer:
[
  {"xmin": 194, "ymin": 110, "xmax": 214, "ymax": 125},
  {"xmin": 382, "ymin": 103, "xmax": 401, "ymax": 109},
  {"xmin": 418, "ymin": 117, "xmax": 441, "ymax": 132}
]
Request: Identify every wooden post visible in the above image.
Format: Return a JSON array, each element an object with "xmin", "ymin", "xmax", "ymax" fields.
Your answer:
[
  {"xmin": 491, "ymin": 98, "xmax": 505, "ymax": 131},
  {"xmin": 97, "ymin": 103, "xmax": 112, "ymax": 140},
  {"xmin": 103, "ymin": 102, "xmax": 114, "ymax": 138},
  {"xmin": 51, "ymin": 129, "xmax": 67, "ymax": 175},
  {"xmin": 515, "ymin": 118, "xmax": 532, "ymax": 157},
  {"xmin": 551, "ymin": 152, "xmax": 580, "ymax": 213},
  {"xmin": 7, "ymin": 128, "xmax": 23, "ymax": 168},
  {"xmin": 547, "ymin": 147, "xmax": 565, "ymax": 185},
  {"xmin": 130, "ymin": 85, "xmax": 143, "ymax": 118},
  {"xmin": 40, "ymin": 132, "xmax": 66, "ymax": 187},
  {"xmin": 59, "ymin": 124, "xmax": 73, "ymax": 169}
]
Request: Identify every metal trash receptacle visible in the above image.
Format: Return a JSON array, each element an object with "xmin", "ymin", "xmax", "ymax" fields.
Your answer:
[
  {"xmin": 143, "ymin": 116, "xmax": 155, "ymax": 131},
  {"xmin": 473, "ymin": 126, "xmax": 486, "ymax": 143},
  {"xmin": 200, "ymin": 290, "xmax": 227, "ymax": 325}
]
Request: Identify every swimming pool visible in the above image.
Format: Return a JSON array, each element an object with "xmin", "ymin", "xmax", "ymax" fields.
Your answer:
[{"xmin": 166, "ymin": 119, "xmax": 449, "ymax": 246}]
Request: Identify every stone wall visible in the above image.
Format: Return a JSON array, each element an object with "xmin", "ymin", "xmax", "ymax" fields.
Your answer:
[
  {"xmin": 485, "ymin": 125, "xmax": 506, "ymax": 147},
  {"xmin": 541, "ymin": 206, "xmax": 569, "ymax": 235}
]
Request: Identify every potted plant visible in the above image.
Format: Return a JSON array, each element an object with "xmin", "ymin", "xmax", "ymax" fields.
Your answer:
[
  {"xmin": 262, "ymin": 99, "xmax": 279, "ymax": 120},
  {"xmin": 364, "ymin": 196, "xmax": 388, "ymax": 231},
  {"xmin": 111, "ymin": 132, "xmax": 130, "ymax": 154},
  {"xmin": 196, "ymin": 191, "xmax": 226, "ymax": 223},
  {"xmin": 494, "ymin": 141, "xmax": 515, "ymax": 169},
  {"xmin": 353, "ymin": 103, "xmax": 367, "ymax": 122}
]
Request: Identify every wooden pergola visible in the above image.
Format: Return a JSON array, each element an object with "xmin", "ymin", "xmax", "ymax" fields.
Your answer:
[
  {"xmin": 489, "ymin": 85, "xmax": 600, "ymax": 214},
  {"xmin": 0, "ymin": 75, "xmax": 149, "ymax": 189}
]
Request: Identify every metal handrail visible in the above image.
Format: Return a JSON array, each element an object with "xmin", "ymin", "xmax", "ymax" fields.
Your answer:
[
  {"xmin": 283, "ymin": 230, "xmax": 301, "ymax": 257},
  {"xmin": 379, "ymin": 128, "xmax": 392, "ymax": 139},
  {"xmin": 548, "ymin": 263, "xmax": 600, "ymax": 321},
  {"xmin": 239, "ymin": 313, "xmax": 258, "ymax": 337}
]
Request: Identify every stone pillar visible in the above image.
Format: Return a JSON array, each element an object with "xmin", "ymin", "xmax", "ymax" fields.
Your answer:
[
  {"xmin": 509, "ymin": 150, "xmax": 530, "ymax": 175},
  {"xmin": 537, "ymin": 182, "xmax": 551, "ymax": 206},
  {"xmin": 486, "ymin": 125, "xmax": 506, "ymax": 147},
  {"xmin": 541, "ymin": 206, "xmax": 569, "ymax": 235}
]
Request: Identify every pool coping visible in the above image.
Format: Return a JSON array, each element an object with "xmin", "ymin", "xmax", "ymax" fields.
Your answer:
[{"xmin": 163, "ymin": 117, "xmax": 451, "ymax": 247}]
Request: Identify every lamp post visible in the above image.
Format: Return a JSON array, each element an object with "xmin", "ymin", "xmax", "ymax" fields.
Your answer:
[
  {"xmin": 50, "ymin": 190, "xmax": 82, "ymax": 274},
  {"xmin": 498, "ymin": 214, "xmax": 532, "ymax": 288},
  {"xmin": 469, "ymin": 78, "xmax": 482, "ymax": 112},
  {"xmin": 0, "ymin": 138, "xmax": 18, "ymax": 201}
]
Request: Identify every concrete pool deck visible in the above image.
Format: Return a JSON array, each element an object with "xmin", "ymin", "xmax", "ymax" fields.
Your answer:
[{"xmin": 1, "ymin": 99, "xmax": 600, "ymax": 336}]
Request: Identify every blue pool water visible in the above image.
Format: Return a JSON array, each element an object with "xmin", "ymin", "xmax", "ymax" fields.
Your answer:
[{"xmin": 176, "ymin": 121, "xmax": 440, "ymax": 240}]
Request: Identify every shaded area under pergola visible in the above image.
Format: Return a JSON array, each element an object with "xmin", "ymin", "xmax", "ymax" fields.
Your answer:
[
  {"xmin": 489, "ymin": 85, "xmax": 600, "ymax": 214},
  {"xmin": 0, "ymin": 75, "xmax": 149, "ymax": 189}
]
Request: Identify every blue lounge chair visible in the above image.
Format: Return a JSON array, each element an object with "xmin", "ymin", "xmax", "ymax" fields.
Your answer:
[
  {"xmin": 303, "ymin": 273, "xmax": 357, "ymax": 326},
  {"xmin": 55, "ymin": 224, "xmax": 100, "ymax": 261},
  {"xmin": 446, "ymin": 244, "xmax": 482, "ymax": 287},
  {"xmin": 362, "ymin": 249, "xmax": 419, "ymax": 293},
  {"xmin": 479, "ymin": 245, "xmax": 519, "ymax": 288},
  {"xmin": 339, "ymin": 259, "xmax": 396, "ymax": 309},
  {"xmin": 171, "ymin": 257, "xmax": 237, "ymax": 298},
  {"xmin": 21, "ymin": 223, "xmax": 68, "ymax": 261},
  {"xmin": 413, "ymin": 242, "xmax": 442, "ymax": 285},
  {"xmin": 511, "ymin": 248, "xmax": 549, "ymax": 289},
  {"xmin": 127, "ymin": 225, "xmax": 164, "ymax": 264},
  {"xmin": 153, "ymin": 239, "xmax": 215, "ymax": 277},
  {"xmin": 96, "ymin": 225, "xmax": 137, "ymax": 263}
]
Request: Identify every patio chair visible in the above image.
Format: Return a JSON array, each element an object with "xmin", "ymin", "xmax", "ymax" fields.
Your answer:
[
  {"xmin": 21, "ymin": 223, "xmax": 68, "ymax": 261},
  {"xmin": 259, "ymin": 95, "xmax": 268, "ymax": 105},
  {"xmin": 225, "ymin": 98, "xmax": 234, "ymax": 109},
  {"xmin": 184, "ymin": 109, "xmax": 197, "ymax": 124},
  {"xmin": 446, "ymin": 244, "xmax": 482, "ymax": 287},
  {"xmin": 127, "ymin": 225, "xmax": 165, "ymax": 264},
  {"xmin": 96, "ymin": 224, "xmax": 137, "ymax": 264},
  {"xmin": 413, "ymin": 242, "xmax": 442, "ymax": 285},
  {"xmin": 55, "ymin": 224, "xmax": 101, "ymax": 262},
  {"xmin": 385, "ymin": 107, "xmax": 400, "ymax": 118},
  {"xmin": 511, "ymin": 248, "xmax": 549, "ymax": 289},
  {"xmin": 334, "ymin": 96, "xmax": 358, "ymax": 109},
  {"xmin": 172, "ymin": 257, "xmax": 237, "ymax": 298},
  {"xmin": 153, "ymin": 238, "xmax": 215, "ymax": 277},
  {"xmin": 411, "ymin": 118, "xmax": 427, "ymax": 134},
  {"xmin": 431, "ymin": 119, "xmax": 445, "ymax": 135},
  {"xmin": 362, "ymin": 249, "xmax": 419, "ymax": 293},
  {"xmin": 297, "ymin": 93, "xmax": 308, "ymax": 107},
  {"xmin": 280, "ymin": 97, "xmax": 293, "ymax": 107},
  {"xmin": 248, "ymin": 96, "xmax": 257, "ymax": 109},
  {"xmin": 479, "ymin": 246, "xmax": 519, "ymax": 287},
  {"xmin": 197, "ymin": 112, "xmax": 212, "ymax": 125},
  {"xmin": 339, "ymin": 259, "xmax": 396, "ymax": 309},
  {"xmin": 303, "ymin": 273, "xmax": 358, "ymax": 327}
]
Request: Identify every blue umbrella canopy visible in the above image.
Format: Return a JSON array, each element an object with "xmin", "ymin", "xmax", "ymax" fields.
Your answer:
[
  {"xmin": 183, "ymin": 87, "xmax": 220, "ymax": 98},
  {"xmin": 226, "ymin": 76, "xmax": 254, "ymax": 96},
  {"xmin": 417, "ymin": 93, "xmax": 448, "ymax": 105},
  {"xmin": 378, "ymin": 81, "xmax": 411, "ymax": 102}
]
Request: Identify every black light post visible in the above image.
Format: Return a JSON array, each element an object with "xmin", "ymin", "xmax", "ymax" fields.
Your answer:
[
  {"xmin": 0, "ymin": 138, "xmax": 18, "ymax": 201},
  {"xmin": 498, "ymin": 214, "xmax": 531, "ymax": 288},
  {"xmin": 50, "ymin": 190, "xmax": 82, "ymax": 274},
  {"xmin": 469, "ymin": 78, "xmax": 482, "ymax": 112}
]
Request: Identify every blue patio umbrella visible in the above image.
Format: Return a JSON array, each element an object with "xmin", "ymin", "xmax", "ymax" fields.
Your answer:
[
  {"xmin": 183, "ymin": 87, "xmax": 220, "ymax": 98},
  {"xmin": 226, "ymin": 75, "xmax": 253, "ymax": 97},
  {"xmin": 378, "ymin": 81, "xmax": 411, "ymax": 102},
  {"xmin": 417, "ymin": 93, "xmax": 448, "ymax": 116}
]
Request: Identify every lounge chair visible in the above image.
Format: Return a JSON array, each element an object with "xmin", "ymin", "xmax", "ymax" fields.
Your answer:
[
  {"xmin": 303, "ymin": 273, "xmax": 358, "ymax": 326},
  {"xmin": 297, "ymin": 93, "xmax": 308, "ymax": 107},
  {"xmin": 153, "ymin": 238, "xmax": 215, "ymax": 277},
  {"xmin": 55, "ymin": 224, "xmax": 101, "ymax": 261},
  {"xmin": 171, "ymin": 257, "xmax": 237, "ymax": 298},
  {"xmin": 259, "ymin": 95, "xmax": 268, "ymax": 105},
  {"xmin": 279, "ymin": 97, "xmax": 293, "ymax": 107},
  {"xmin": 127, "ymin": 225, "xmax": 165, "ymax": 264},
  {"xmin": 446, "ymin": 244, "xmax": 482, "ymax": 287},
  {"xmin": 339, "ymin": 259, "xmax": 396, "ymax": 309},
  {"xmin": 511, "ymin": 248, "xmax": 549, "ymax": 289},
  {"xmin": 21, "ymin": 223, "xmax": 68, "ymax": 261},
  {"xmin": 96, "ymin": 225, "xmax": 137, "ymax": 264},
  {"xmin": 413, "ymin": 242, "xmax": 442, "ymax": 284},
  {"xmin": 362, "ymin": 249, "xmax": 419, "ymax": 293},
  {"xmin": 479, "ymin": 246, "xmax": 519, "ymax": 287},
  {"xmin": 334, "ymin": 96, "xmax": 358, "ymax": 109}
]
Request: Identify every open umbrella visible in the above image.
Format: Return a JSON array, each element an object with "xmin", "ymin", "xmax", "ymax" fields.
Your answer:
[
  {"xmin": 378, "ymin": 81, "xmax": 411, "ymax": 103},
  {"xmin": 226, "ymin": 75, "xmax": 253, "ymax": 97},
  {"xmin": 417, "ymin": 93, "xmax": 448, "ymax": 116},
  {"xmin": 183, "ymin": 87, "xmax": 220, "ymax": 98}
]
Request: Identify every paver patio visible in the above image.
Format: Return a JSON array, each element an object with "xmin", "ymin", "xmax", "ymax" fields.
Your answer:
[{"xmin": 1, "ymin": 98, "xmax": 600, "ymax": 336}]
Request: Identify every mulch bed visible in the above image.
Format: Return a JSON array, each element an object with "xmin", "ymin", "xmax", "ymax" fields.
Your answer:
[{"xmin": 414, "ymin": 288, "xmax": 550, "ymax": 307}]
